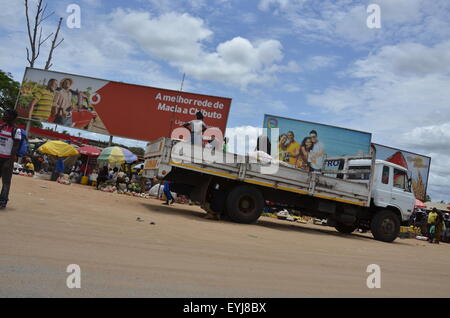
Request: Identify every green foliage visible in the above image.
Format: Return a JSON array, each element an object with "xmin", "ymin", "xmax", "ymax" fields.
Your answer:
[
  {"xmin": 128, "ymin": 147, "xmax": 145, "ymax": 156},
  {"xmin": 0, "ymin": 70, "xmax": 20, "ymax": 114},
  {"xmin": 0, "ymin": 70, "xmax": 42, "ymax": 128}
]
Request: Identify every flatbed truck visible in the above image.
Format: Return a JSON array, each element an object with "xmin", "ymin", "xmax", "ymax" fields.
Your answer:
[{"xmin": 143, "ymin": 138, "xmax": 415, "ymax": 242}]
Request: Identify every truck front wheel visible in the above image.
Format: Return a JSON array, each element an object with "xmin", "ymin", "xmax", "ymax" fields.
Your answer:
[
  {"xmin": 371, "ymin": 210, "xmax": 400, "ymax": 242},
  {"xmin": 226, "ymin": 185, "xmax": 264, "ymax": 224}
]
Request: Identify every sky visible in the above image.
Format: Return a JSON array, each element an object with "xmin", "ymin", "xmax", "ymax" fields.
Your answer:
[{"xmin": 0, "ymin": 0, "xmax": 449, "ymax": 202}]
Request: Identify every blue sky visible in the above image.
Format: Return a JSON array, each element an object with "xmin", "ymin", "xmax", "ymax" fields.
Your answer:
[{"xmin": 1, "ymin": 0, "xmax": 450, "ymax": 202}]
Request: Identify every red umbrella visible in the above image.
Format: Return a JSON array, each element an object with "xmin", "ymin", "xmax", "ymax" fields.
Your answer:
[
  {"xmin": 415, "ymin": 199, "xmax": 426, "ymax": 209},
  {"xmin": 78, "ymin": 145, "xmax": 101, "ymax": 157}
]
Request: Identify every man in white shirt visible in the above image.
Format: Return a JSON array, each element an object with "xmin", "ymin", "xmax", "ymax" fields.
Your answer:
[
  {"xmin": 54, "ymin": 78, "xmax": 73, "ymax": 126},
  {"xmin": 0, "ymin": 109, "xmax": 21, "ymax": 209},
  {"xmin": 183, "ymin": 111, "xmax": 207, "ymax": 146},
  {"xmin": 308, "ymin": 130, "xmax": 325, "ymax": 171}
]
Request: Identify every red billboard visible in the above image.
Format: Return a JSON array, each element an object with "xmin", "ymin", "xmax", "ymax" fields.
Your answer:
[{"xmin": 16, "ymin": 68, "xmax": 232, "ymax": 141}]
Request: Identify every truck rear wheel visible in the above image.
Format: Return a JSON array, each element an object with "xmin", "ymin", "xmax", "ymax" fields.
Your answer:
[
  {"xmin": 371, "ymin": 210, "xmax": 400, "ymax": 242},
  {"xmin": 226, "ymin": 185, "xmax": 264, "ymax": 224},
  {"xmin": 335, "ymin": 223, "xmax": 357, "ymax": 234}
]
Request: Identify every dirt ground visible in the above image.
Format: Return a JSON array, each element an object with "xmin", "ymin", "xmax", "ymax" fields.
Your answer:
[{"xmin": 0, "ymin": 175, "xmax": 449, "ymax": 298}]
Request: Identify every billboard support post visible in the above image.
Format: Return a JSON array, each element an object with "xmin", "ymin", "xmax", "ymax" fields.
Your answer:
[{"xmin": 25, "ymin": 120, "xmax": 31, "ymax": 137}]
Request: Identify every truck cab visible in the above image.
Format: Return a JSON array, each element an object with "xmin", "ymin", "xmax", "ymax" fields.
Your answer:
[{"xmin": 348, "ymin": 159, "xmax": 415, "ymax": 223}]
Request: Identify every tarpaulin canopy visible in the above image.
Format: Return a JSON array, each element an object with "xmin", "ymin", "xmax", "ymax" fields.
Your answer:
[
  {"xmin": 97, "ymin": 147, "xmax": 137, "ymax": 164},
  {"xmin": 78, "ymin": 145, "xmax": 101, "ymax": 157},
  {"xmin": 38, "ymin": 140, "xmax": 79, "ymax": 157}
]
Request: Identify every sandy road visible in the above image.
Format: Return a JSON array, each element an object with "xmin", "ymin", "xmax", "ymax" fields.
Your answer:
[{"xmin": 0, "ymin": 175, "xmax": 449, "ymax": 297}]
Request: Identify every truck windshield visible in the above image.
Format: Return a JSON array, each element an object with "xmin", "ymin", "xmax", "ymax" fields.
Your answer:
[
  {"xmin": 348, "ymin": 166, "xmax": 370, "ymax": 180},
  {"xmin": 393, "ymin": 168, "xmax": 410, "ymax": 191}
]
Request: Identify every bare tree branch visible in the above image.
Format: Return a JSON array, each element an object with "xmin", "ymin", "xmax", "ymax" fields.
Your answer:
[
  {"xmin": 24, "ymin": 0, "xmax": 55, "ymax": 68},
  {"xmin": 45, "ymin": 17, "xmax": 63, "ymax": 70}
]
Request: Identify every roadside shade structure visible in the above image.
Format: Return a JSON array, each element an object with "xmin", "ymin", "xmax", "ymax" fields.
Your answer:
[
  {"xmin": 415, "ymin": 199, "xmax": 426, "ymax": 209},
  {"xmin": 78, "ymin": 145, "xmax": 101, "ymax": 157},
  {"xmin": 97, "ymin": 146, "xmax": 137, "ymax": 164},
  {"xmin": 38, "ymin": 140, "xmax": 79, "ymax": 157}
]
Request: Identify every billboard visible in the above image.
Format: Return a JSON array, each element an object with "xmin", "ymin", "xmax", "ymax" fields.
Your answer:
[
  {"xmin": 263, "ymin": 114, "xmax": 372, "ymax": 171},
  {"xmin": 16, "ymin": 68, "xmax": 232, "ymax": 141},
  {"xmin": 373, "ymin": 143, "xmax": 431, "ymax": 201}
]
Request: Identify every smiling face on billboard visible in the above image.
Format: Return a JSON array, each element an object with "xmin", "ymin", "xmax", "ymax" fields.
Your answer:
[{"xmin": 264, "ymin": 114, "xmax": 372, "ymax": 172}]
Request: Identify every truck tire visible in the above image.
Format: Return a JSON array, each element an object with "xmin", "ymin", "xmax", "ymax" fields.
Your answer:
[
  {"xmin": 335, "ymin": 223, "xmax": 357, "ymax": 234},
  {"xmin": 371, "ymin": 210, "xmax": 400, "ymax": 242},
  {"xmin": 226, "ymin": 185, "xmax": 264, "ymax": 224}
]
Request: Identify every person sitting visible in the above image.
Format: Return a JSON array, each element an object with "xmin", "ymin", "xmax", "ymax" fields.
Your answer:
[
  {"xmin": 96, "ymin": 166, "xmax": 109, "ymax": 190},
  {"xmin": 89, "ymin": 169, "xmax": 98, "ymax": 186},
  {"xmin": 115, "ymin": 170, "xmax": 129, "ymax": 190},
  {"xmin": 25, "ymin": 158, "xmax": 35, "ymax": 175}
]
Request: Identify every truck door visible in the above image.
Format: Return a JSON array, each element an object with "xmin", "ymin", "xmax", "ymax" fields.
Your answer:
[
  {"xmin": 373, "ymin": 165, "xmax": 392, "ymax": 207},
  {"xmin": 391, "ymin": 168, "xmax": 414, "ymax": 217}
]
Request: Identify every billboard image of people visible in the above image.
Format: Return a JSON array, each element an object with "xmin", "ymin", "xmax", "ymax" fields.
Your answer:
[
  {"xmin": 373, "ymin": 144, "xmax": 431, "ymax": 201},
  {"xmin": 16, "ymin": 68, "xmax": 232, "ymax": 141},
  {"xmin": 263, "ymin": 114, "xmax": 372, "ymax": 172}
]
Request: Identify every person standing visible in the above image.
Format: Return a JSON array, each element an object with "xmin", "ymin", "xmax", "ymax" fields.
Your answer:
[
  {"xmin": 285, "ymin": 131, "xmax": 300, "ymax": 166},
  {"xmin": 29, "ymin": 79, "xmax": 58, "ymax": 122},
  {"xmin": 296, "ymin": 137, "xmax": 313, "ymax": 171},
  {"xmin": 183, "ymin": 111, "xmax": 207, "ymax": 146},
  {"xmin": 222, "ymin": 137, "xmax": 229, "ymax": 153},
  {"xmin": 56, "ymin": 157, "xmax": 65, "ymax": 175},
  {"xmin": 96, "ymin": 166, "xmax": 109, "ymax": 190},
  {"xmin": 427, "ymin": 208, "xmax": 438, "ymax": 243},
  {"xmin": 434, "ymin": 210, "xmax": 445, "ymax": 244},
  {"xmin": 308, "ymin": 130, "xmax": 326, "ymax": 172},
  {"xmin": 256, "ymin": 135, "xmax": 272, "ymax": 155},
  {"xmin": 162, "ymin": 180, "xmax": 175, "ymax": 205},
  {"xmin": 0, "ymin": 109, "xmax": 22, "ymax": 208},
  {"xmin": 54, "ymin": 78, "xmax": 74, "ymax": 126}
]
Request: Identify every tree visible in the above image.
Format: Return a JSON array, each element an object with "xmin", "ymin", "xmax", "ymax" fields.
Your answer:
[
  {"xmin": 128, "ymin": 147, "xmax": 145, "ymax": 156},
  {"xmin": 44, "ymin": 17, "xmax": 64, "ymax": 70},
  {"xmin": 0, "ymin": 70, "xmax": 20, "ymax": 114},
  {"xmin": 25, "ymin": 0, "xmax": 54, "ymax": 68},
  {"xmin": 25, "ymin": 0, "xmax": 64, "ymax": 69}
]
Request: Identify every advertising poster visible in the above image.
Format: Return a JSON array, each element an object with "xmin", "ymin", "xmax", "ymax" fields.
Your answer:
[
  {"xmin": 373, "ymin": 143, "xmax": 431, "ymax": 201},
  {"xmin": 16, "ymin": 68, "xmax": 232, "ymax": 141},
  {"xmin": 264, "ymin": 114, "xmax": 372, "ymax": 172}
]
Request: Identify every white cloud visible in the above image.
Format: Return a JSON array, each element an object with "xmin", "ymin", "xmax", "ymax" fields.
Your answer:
[
  {"xmin": 304, "ymin": 55, "xmax": 339, "ymax": 71},
  {"xmin": 258, "ymin": 0, "xmax": 290, "ymax": 12},
  {"xmin": 306, "ymin": 40, "xmax": 450, "ymax": 201},
  {"xmin": 111, "ymin": 9, "xmax": 286, "ymax": 88},
  {"xmin": 258, "ymin": 0, "xmax": 450, "ymax": 47}
]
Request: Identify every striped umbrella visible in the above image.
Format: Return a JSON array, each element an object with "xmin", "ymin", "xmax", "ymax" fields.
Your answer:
[{"xmin": 97, "ymin": 146, "xmax": 137, "ymax": 164}]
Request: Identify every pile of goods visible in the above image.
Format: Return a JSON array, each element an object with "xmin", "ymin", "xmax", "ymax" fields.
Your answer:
[
  {"xmin": 56, "ymin": 174, "xmax": 71, "ymax": 185},
  {"xmin": 261, "ymin": 210, "xmax": 309, "ymax": 223},
  {"xmin": 18, "ymin": 171, "xmax": 34, "ymax": 177},
  {"xmin": 399, "ymin": 225, "xmax": 425, "ymax": 239}
]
